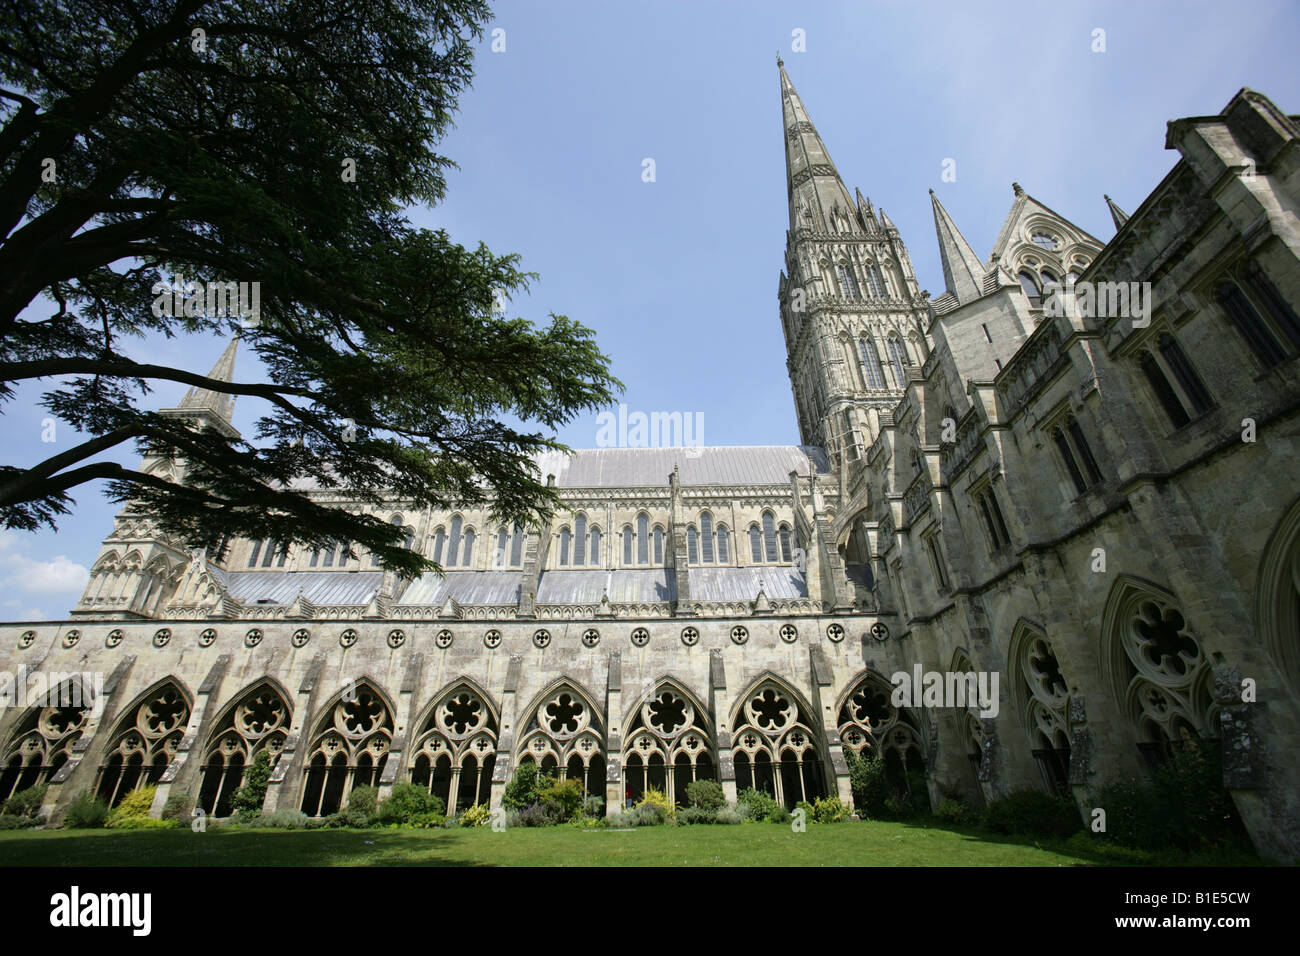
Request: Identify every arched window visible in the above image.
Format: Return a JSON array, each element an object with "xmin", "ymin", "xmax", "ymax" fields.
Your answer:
[
  {"xmin": 300, "ymin": 683, "xmax": 392, "ymax": 817},
  {"xmin": 509, "ymin": 524, "xmax": 524, "ymax": 567},
  {"xmin": 762, "ymin": 511, "xmax": 778, "ymax": 563},
  {"xmin": 700, "ymin": 512, "xmax": 715, "ymax": 563},
  {"xmin": 687, "ymin": 527, "xmax": 699, "ymax": 564},
  {"xmin": 1040, "ymin": 269, "xmax": 1059, "ymax": 296},
  {"xmin": 749, "ymin": 525, "xmax": 762, "ymax": 563},
  {"xmin": 637, "ymin": 514, "xmax": 649, "ymax": 564},
  {"xmin": 837, "ymin": 263, "xmax": 859, "ymax": 298},
  {"xmin": 1140, "ymin": 352, "xmax": 1190, "ymax": 429},
  {"xmin": 574, "ymin": 515, "xmax": 587, "ymax": 566},
  {"xmin": 1217, "ymin": 279, "xmax": 1292, "ymax": 368},
  {"xmin": 431, "ymin": 528, "xmax": 447, "ymax": 565},
  {"xmin": 717, "ymin": 525, "xmax": 730, "ymax": 563},
  {"xmin": 1018, "ymin": 271, "xmax": 1041, "ymax": 307},
  {"xmin": 199, "ymin": 683, "xmax": 289, "ymax": 817},
  {"xmin": 622, "ymin": 526, "xmax": 633, "ymax": 565},
  {"xmin": 653, "ymin": 526, "xmax": 664, "ymax": 564},
  {"xmin": 321, "ymin": 542, "xmax": 337, "ymax": 568},
  {"xmin": 410, "ymin": 683, "xmax": 499, "ymax": 815},
  {"xmin": 778, "ymin": 524, "xmax": 792, "ymax": 563},
  {"xmin": 446, "ymin": 517, "xmax": 462, "ymax": 569},
  {"xmin": 1158, "ymin": 334, "xmax": 1212, "ymax": 415},
  {"xmin": 97, "ymin": 682, "xmax": 190, "ymax": 809},
  {"xmin": 461, "ymin": 529, "xmax": 475, "ymax": 567},
  {"xmin": 495, "ymin": 529, "xmax": 508, "ymax": 567},
  {"xmin": 865, "ymin": 263, "xmax": 884, "ymax": 298},
  {"xmin": 887, "ymin": 336, "xmax": 907, "ymax": 387},
  {"xmin": 859, "ymin": 337, "xmax": 885, "ymax": 389},
  {"xmin": 559, "ymin": 527, "xmax": 571, "ymax": 566},
  {"xmin": 247, "ymin": 539, "xmax": 262, "ymax": 568}
]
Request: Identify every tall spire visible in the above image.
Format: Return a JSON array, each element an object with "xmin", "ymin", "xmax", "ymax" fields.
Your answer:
[
  {"xmin": 930, "ymin": 189, "xmax": 986, "ymax": 304},
  {"xmin": 1104, "ymin": 194, "xmax": 1129, "ymax": 230},
  {"xmin": 177, "ymin": 336, "xmax": 239, "ymax": 424},
  {"xmin": 779, "ymin": 61, "xmax": 857, "ymax": 234}
]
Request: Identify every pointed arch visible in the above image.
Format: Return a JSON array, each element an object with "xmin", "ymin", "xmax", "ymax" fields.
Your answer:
[
  {"xmin": 1007, "ymin": 618, "xmax": 1073, "ymax": 793},
  {"xmin": 409, "ymin": 678, "xmax": 501, "ymax": 813},
  {"xmin": 96, "ymin": 677, "xmax": 192, "ymax": 808},
  {"xmin": 0, "ymin": 675, "xmax": 96, "ymax": 802},
  {"xmin": 729, "ymin": 672, "xmax": 826, "ymax": 808},
  {"xmin": 299, "ymin": 678, "xmax": 395, "ymax": 816},
  {"xmin": 1256, "ymin": 494, "xmax": 1300, "ymax": 696},
  {"xmin": 199, "ymin": 678, "xmax": 292, "ymax": 816},
  {"xmin": 515, "ymin": 678, "xmax": 606, "ymax": 786},
  {"xmin": 622, "ymin": 676, "xmax": 715, "ymax": 805}
]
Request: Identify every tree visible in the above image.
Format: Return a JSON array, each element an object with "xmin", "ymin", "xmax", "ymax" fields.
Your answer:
[{"xmin": 0, "ymin": 0, "xmax": 619, "ymax": 576}]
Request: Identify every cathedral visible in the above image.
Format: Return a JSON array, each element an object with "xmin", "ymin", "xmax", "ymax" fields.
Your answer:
[{"xmin": 2, "ymin": 64, "xmax": 1298, "ymax": 861}]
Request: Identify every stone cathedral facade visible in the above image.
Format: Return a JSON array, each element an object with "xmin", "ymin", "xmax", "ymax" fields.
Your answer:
[{"xmin": 2, "ymin": 65, "xmax": 1299, "ymax": 861}]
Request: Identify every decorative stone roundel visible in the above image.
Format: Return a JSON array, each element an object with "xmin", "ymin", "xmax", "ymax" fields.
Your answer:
[
  {"xmin": 153, "ymin": 628, "xmax": 171, "ymax": 648},
  {"xmin": 435, "ymin": 629, "xmax": 453, "ymax": 649},
  {"xmin": 201, "ymin": 628, "xmax": 219, "ymax": 647},
  {"xmin": 62, "ymin": 629, "xmax": 81, "ymax": 649},
  {"xmin": 779, "ymin": 624, "xmax": 798, "ymax": 644},
  {"xmin": 533, "ymin": 629, "xmax": 551, "ymax": 648},
  {"xmin": 290, "ymin": 628, "xmax": 310, "ymax": 648},
  {"xmin": 105, "ymin": 629, "xmax": 123, "ymax": 648},
  {"xmin": 582, "ymin": 628, "xmax": 600, "ymax": 648},
  {"xmin": 18, "ymin": 630, "xmax": 36, "ymax": 649},
  {"xmin": 826, "ymin": 623, "xmax": 845, "ymax": 643},
  {"xmin": 870, "ymin": 622, "xmax": 890, "ymax": 643},
  {"xmin": 730, "ymin": 625, "xmax": 749, "ymax": 645},
  {"xmin": 483, "ymin": 629, "xmax": 501, "ymax": 649},
  {"xmin": 681, "ymin": 626, "xmax": 699, "ymax": 647},
  {"xmin": 339, "ymin": 628, "xmax": 358, "ymax": 648},
  {"xmin": 387, "ymin": 629, "xmax": 406, "ymax": 649},
  {"xmin": 245, "ymin": 628, "xmax": 263, "ymax": 648},
  {"xmin": 631, "ymin": 627, "xmax": 650, "ymax": 647}
]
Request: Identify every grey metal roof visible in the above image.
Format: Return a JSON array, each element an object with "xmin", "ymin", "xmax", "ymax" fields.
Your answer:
[
  {"xmin": 225, "ymin": 570, "xmax": 383, "ymax": 606},
  {"xmin": 533, "ymin": 446, "xmax": 829, "ymax": 488},
  {"xmin": 535, "ymin": 569, "xmax": 676, "ymax": 604},
  {"xmin": 687, "ymin": 566, "xmax": 808, "ymax": 601},
  {"xmin": 398, "ymin": 571, "xmax": 521, "ymax": 606}
]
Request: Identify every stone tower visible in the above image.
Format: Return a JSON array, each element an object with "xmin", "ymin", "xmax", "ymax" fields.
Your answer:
[{"xmin": 775, "ymin": 60, "xmax": 931, "ymax": 468}]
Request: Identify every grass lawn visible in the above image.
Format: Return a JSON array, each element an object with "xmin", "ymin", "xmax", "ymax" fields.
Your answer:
[{"xmin": 0, "ymin": 820, "xmax": 1260, "ymax": 866}]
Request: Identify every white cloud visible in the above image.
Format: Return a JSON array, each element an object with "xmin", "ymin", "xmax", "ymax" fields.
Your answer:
[{"xmin": 0, "ymin": 532, "xmax": 89, "ymax": 614}]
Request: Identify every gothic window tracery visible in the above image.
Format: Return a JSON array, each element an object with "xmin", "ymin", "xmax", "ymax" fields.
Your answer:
[
  {"xmin": 859, "ymin": 336, "xmax": 885, "ymax": 389},
  {"xmin": 96, "ymin": 681, "xmax": 190, "ymax": 808},
  {"xmin": 731, "ymin": 679, "xmax": 826, "ymax": 809},
  {"xmin": 1010, "ymin": 624, "xmax": 1072, "ymax": 795},
  {"xmin": 0, "ymin": 682, "xmax": 92, "ymax": 802},
  {"xmin": 198, "ymin": 683, "xmax": 290, "ymax": 816},
  {"xmin": 300, "ymin": 682, "xmax": 394, "ymax": 817},
  {"xmin": 517, "ymin": 684, "xmax": 606, "ymax": 799},
  {"xmin": 836, "ymin": 672, "xmax": 925, "ymax": 794},
  {"xmin": 410, "ymin": 683, "xmax": 499, "ymax": 813},
  {"xmin": 623, "ymin": 683, "xmax": 715, "ymax": 806}
]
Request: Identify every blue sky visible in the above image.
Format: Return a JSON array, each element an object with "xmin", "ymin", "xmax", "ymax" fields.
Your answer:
[{"xmin": 4, "ymin": 0, "xmax": 1299, "ymax": 619}]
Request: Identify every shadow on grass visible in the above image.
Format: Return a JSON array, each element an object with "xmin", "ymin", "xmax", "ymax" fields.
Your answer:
[{"xmin": 886, "ymin": 818, "xmax": 1264, "ymax": 867}]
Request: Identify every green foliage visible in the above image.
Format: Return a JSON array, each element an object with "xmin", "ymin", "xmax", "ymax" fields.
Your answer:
[
  {"xmin": 811, "ymin": 795, "xmax": 848, "ymax": 823},
  {"xmin": 62, "ymin": 791, "xmax": 109, "ymax": 829},
  {"xmin": 685, "ymin": 779, "xmax": 725, "ymax": 811},
  {"xmin": 980, "ymin": 789, "xmax": 1081, "ymax": 839},
  {"xmin": 844, "ymin": 749, "xmax": 890, "ymax": 819},
  {"xmin": 933, "ymin": 797, "xmax": 969, "ymax": 824},
  {"xmin": 160, "ymin": 792, "xmax": 192, "ymax": 821},
  {"xmin": 1092, "ymin": 741, "xmax": 1252, "ymax": 853},
  {"xmin": 715, "ymin": 807, "xmax": 744, "ymax": 825},
  {"xmin": 377, "ymin": 782, "xmax": 446, "ymax": 825},
  {"xmin": 636, "ymin": 787, "xmax": 673, "ymax": 819},
  {"xmin": 231, "ymin": 750, "xmax": 273, "ymax": 816},
  {"xmin": 408, "ymin": 811, "xmax": 446, "ymax": 829},
  {"xmin": 582, "ymin": 795, "xmax": 604, "ymax": 818},
  {"xmin": 345, "ymin": 784, "xmax": 379, "ymax": 819},
  {"xmin": 105, "ymin": 785, "xmax": 160, "ymax": 829},
  {"xmin": 629, "ymin": 805, "xmax": 667, "ymax": 827},
  {"xmin": 343, "ymin": 806, "xmax": 374, "ymax": 829},
  {"xmin": 678, "ymin": 806, "xmax": 718, "ymax": 825},
  {"xmin": 458, "ymin": 803, "xmax": 491, "ymax": 828},
  {"xmin": 503, "ymin": 762, "xmax": 552, "ymax": 811},
  {"xmin": 2, "ymin": 783, "xmax": 47, "ymax": 820},
  {"xmin": 0, "ymin": 0, "xmax": 619, "ymax": 571},
  {"xmin": 0, "ymin": 814, "xmax": 39, "ymax": 829},
  {"xmin": 735, "ymin": 788, "xmax": 781, "ymax": 822},
  {"xmin": 538, "ymin": 778, "xmax": 583, "ymax": 822},
  {"xmin": 262, "ymin": 809, "xmax": 310, "ymax": 829}
]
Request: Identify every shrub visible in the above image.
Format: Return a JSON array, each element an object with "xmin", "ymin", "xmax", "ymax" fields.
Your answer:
[
  {"xmin": 458, "ymin": 802, "xmax": 492, "ymax": 827},
  {"xmin": 538, "ymin": 778, "xmax": 583, "ymax": 822},
  {"xmin": 231, "ymin": 750, "xmax": 273, "ymax": 816},
  {"xmin": 343, "ymin": 806, "xmax": 374, "ymax": 829},
  {"xmin": 636, "ymin": 787, "xmax": 673, "ymax": 817},
  {"xmin": 678, "ymin": 806, "xmax": 718, "ymax": 825},
  {"xmin": 812, "ymin": 795, "xmax": 848, "ymax": 823},
  {"xmin": 377, "ymin": 782, "xmax": 446, "ymax": 825},
  {"xmin": 321, "ymin": 812, "xmax": 347, "ymax": 828},
  {"xmin": 2, "ymin": 783, "xmax": 47, "ymax": 819},
  {"xmin": 161, "ymin": 792, "xmax": 192, "ymax": 821},
  {"xmin": 980, "ymin": 788, "xmax": 1081, "ymax": 839},
  {"xmin": 1092, "ymin": 740, "xmax": 1251, "ymax": 853},
  {"xmin": 0, "ymin": 814, "xmax": 40, "ymax": 829},
  {"xmin": 844, "ymin": 749, "xmax": 890, "ymax": 819},
  {"xmin": 685, "ymin": 779, "xmax": 725, "ymax": 811},
  {"xmin": 794, "ymin": 799, "xmax": 815, "ymax": 821},
  {"xmin": 630, "ymin": 804, "xmax": 667, "ymax": 827},
  {"xmin": 263, "ymin": 808, "xmax": 310, "ymax": 829},
  {"xmin": 735, "ymin": 787, "xmax": 780, "ymax": 822},
  {"xmin": 408, "ymin": 811, "xmax": 446, "ymax": 829},
  {"xmin": 716, "ymin": 806, "xmax": 743, "ymax": 825},
  {"xmin": 503, "ymin": 762, "xmax": 552, "ymax": 811},
  {"xmin": 770, "ymin": 806, "xmax": 791, "ymax": 824},
  {"xmin": 933, "ymin": 797, "xmax": 969, "ymax": 825},
  {"xmin": 106, "ymin": 785, "xmax": 163, "ymax": 829},
  {"xmin": 62, "ymin": 790, "xmax": 109, "ymax": 829},
  {"xmin": 605, "ymin": 810, "xmax": 635, "ymax": 828},
  {"xmin": 344, "ymin": 784, "xmax": 379, "ymax": 820},
  {"xmin": 582, "ymin": 795, "xmax": 605, "ymax": 818},
  {"xmin": 516, "ymin": 803, "xmax": 559, "ymax": 827}
]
